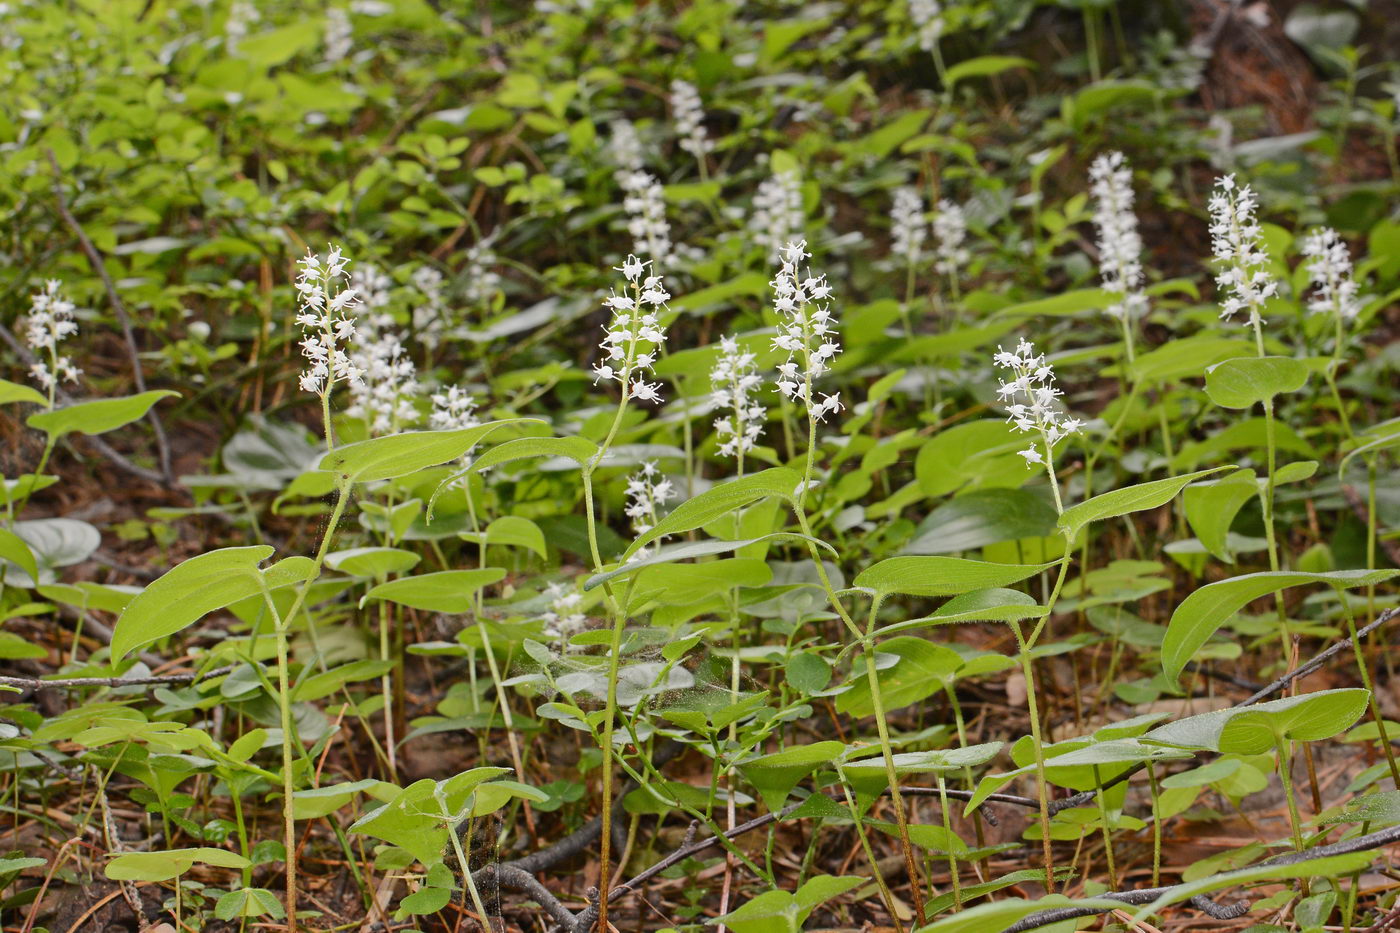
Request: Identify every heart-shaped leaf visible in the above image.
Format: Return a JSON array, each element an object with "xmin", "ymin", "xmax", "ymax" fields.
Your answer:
[
  {"xmin": 1204, "ymin": 356, "xmax": 1309, "ymax": 410},
  {"xmin": 1058, "ymin": 467, "xmax": 1232, "ymax": 541}
]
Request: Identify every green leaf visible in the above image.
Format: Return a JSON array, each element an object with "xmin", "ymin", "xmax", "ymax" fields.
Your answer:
[
  {"xmin": 738, "ymin": 741, "xmax": 845, "ymax": 812},
  {"xmin": 112, "ymin": 547, "xmax": 318, "ymax": 661},
  {"xmin": 106, "ymin": 847, "xmax": 250, "ymax": 882},
  {"xmin": 588, "ymin": 532, "xmax": 827, "ymax": 591},
  {"xmin": 623, "ymin": 468, "xmax": 801, "ymax": 560},
  {"xmin": 914, "ymin": 421, "xmax": 1031, "ymax": 498},
  {"xmin": 876, "ymin": 588, "xmax": 1046, "ymax": 636},
  {"xmin": 712, "ymin": 874, "xmax": 866, "ymax": 933},
  {"xmin": 944, "ymin": 55, "xmax": 1034, "ymax": 89},
  {"xmin": 1058, "ymin": 468, "xmax": 1232, "ymax": 541},
  {"xmin": 904, "ymin": 489, "xmax": 1058, "ymax": 554},
  {"xmin": 836, "ymin": 638, "xmax": 963, "ymax": 718},
  {"xmin": 215, "ymin": 887, "xmax": 285, "ymax": 921},
  {"xmin": 1217, "ymin": 688, "xmax": 1370, "ymax": 754},
  {"xmin": 1133, "ymin": 852, "xmax": 1373, "ymax": 921},
  {"xmin": 1183, "ymin": 469, "xmax": 1257, "ymax": 561},
  {"xmin": 0, "ymin": 378, "xmax": 46, "ymax": 407},
  {"xmin": 1204, "ymin": 356, "xmax": 1310, "ymax": 409},
  {"xmin": 0, "ymin": 529, "xmax": 39, "ymax": 584},
  {"xmin": 1162, "ymin": 569, "xmax": 1400, "ymax": 684},
  {"xmin": 844, "ymin": 743, "xmax": 1002, "ymax": 780},
  {"xmin": 1128, "ymin": 337, "xmax": 1258, "ymax": 386},
  {"xmin": 915, "ymin": 896, "xmax": 1123, "ymax": 933},
  {"xmin": 362, "ymin": 569, "xmax": 506, "ymax": 613},
  {"xmin": 466, "ymin": 434, "xmax": 599, "ymax": 473},
  {"xmin": 480, "ymin": 516, "xmax": 547, "ymax": 559},
  {"xmin": 991, "ymin": 288, "xmax": 1112, "ymax": 319},
  {"xmin": 325, "ymin": 547, "xmax": 421, "ymax": 578},
  {"xmin": 853, "ymin": 556, "xmax": 1050, "ymax": 601},
  {"xmin": 27, "ymin": 390, "xmax": 179, "ymax": 439},
  {"xmin": 347, "ymin": 768, "xmax": 509, "ymax": 866},
  {"xmin": 321, "ymin": 421, "xmax": 531, "ymax": 483},
  {"xmin": 785, "ymin": 651, "xmax": 831, "ymax": 694}
]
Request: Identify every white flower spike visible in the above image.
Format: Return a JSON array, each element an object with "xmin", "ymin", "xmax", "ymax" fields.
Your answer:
[
  {"xmin": 770, "ymin": 240, "xmax": 842, "ymax": 423},
  {"xmin": 670, "ymin": 79, "xmax": 712, "ymax": 160},
  {"xmin": 1209, "ymin": 174, "xmax": 1278, "ymax": 344},
  {"xmin": 24, "ymin": 280, "xmax": 82, "ymax": 399},
  {"xmin": 1301, "ymin": 227, "xmax": 1364, "ymax": 325},
  {"xmin": 933, "ymin": 199, "xmax": 969, "ymax": 277},
  {"xmin": 751, "ymin": 171, "xmax": 804, "ymax": 261},
  {"xmin": 593, "ymin": 257, "xmax": 671, "ymax": 405},
  {"xmin": 994, "ymin": 338, "xmax": 1081, "ymax": 511},
  {"xmin": 890, "ymin": 186, "xmax": 927, "ymax": 266},
  {"xmin": 710, "ymin": 336, "xmax": 766, "ymax": 462},
  {"xmin": 295, "ymin": 246, "xmax": 365, "ymax": 396}
]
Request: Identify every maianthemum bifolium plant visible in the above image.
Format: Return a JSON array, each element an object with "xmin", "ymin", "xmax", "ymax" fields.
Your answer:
[{"xmin": 2, "ymin": 1, "xmax": 1400, "ymax": 932}]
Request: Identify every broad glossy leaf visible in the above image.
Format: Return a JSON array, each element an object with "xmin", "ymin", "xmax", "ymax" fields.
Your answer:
[
  {"xmin": 623, "ymin": 468, "xmax": 801, "ymax": 559},
  {"xmin": 27, "ymin": 390, "xmax": 179, "ymax": 439},
  {"xmin": 215, "ymin": 887, "xmax": 284, "ymax": 921},
  {"xmin": 1058, "ymin": 467, "xmax": 1231, "ymax": 541},
  {"xmin": 836, "ymin": 638, "xmax": 962, "ymax": 718},
  {"xmin": 903, "ymin": 489, "xmax": 1057, "ymax": 554},
  {"xmin": 325, "ymin": 547, "xmax": 421, "ymax": 578},
  {"xmin": 914, "ymin": 421, "xmax": 1029, "ymax": 498},
  {"xmin": 106, "ymin": 847, "xmax": 249, "ymax": 882},
  {"xmin": 1128, "ymin": 337, "xmax": 1257, "ymax": 386},
  {"xmin": 0, "ymin": 529, "xmax": 39, "ymax": 584},
  {"xmin": 587, "ymin": 533, "xmax": 828, "ymax": 591},
  {"xmin": 2, "ymin": 518, "xmax": 102, "ymax": 587},
  {"xmin": 878, "ymin": 588, "xmax": 1047, "ymax": 636},
  {"xmin": 738, "ymin": 741, "xmax": 845, "ymax": 812},
  {"xmin": 1217, "ymin": 688, "xmax": 1370, "ymax": 754},
  {"xmin": 714, "ymin": 874, "xmax": 866, "ymax": 933},
  {"xmin": 291, "ymin": 779, "xmax": 381, "ymax": 820},
  {"xmin": 1204, "ymin": 356, "xmax": 1309, "ymax": 409},
  {"xmin": 478, "ymin": 516, "xmax": 547, "ymax": 558},
  {"xmin": 1162, "ymin": 569, "xmax": 1400, "ymax": 684},
  {"xmin": 0, "ymin": 378, "xmax": 46, "ymax": 406},
  {"xmin": 346, "ymin": 768, "xmax": 510, "ymax": 866},
  {"xmin": 112, "ymin": 547, "xmax": 318, "ymax": 661},
  {"xmin": 467, "ymin": 434, "xmax": 599, "ymax": 473},
  {"xmin": 321, "ymin": 420, "xmax": 530, "ymax": 483},
  {"xmin": 945, "ymin": 55, "xmax": 1034, "ymax": 87},
  {"xmin": 853, "ymin": 556, "xmax": 1049, "ymax": 601},
  {"xmin": 1183, "ymin": 469, "xmax": 1256, "ymax": 561},
  {"xmin": 362, "ymin": 569, "xmax": 506, "ymax": 613}
]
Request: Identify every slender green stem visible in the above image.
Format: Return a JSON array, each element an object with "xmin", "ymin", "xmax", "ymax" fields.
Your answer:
[
  {"xmin": 1091, "ymin": 764, "xmax": 1117, "ymax": 889},
  {"xmin": 936, "ymin": 775, "xmax": 961, "ymax": 910},
  {"xmin": 862, "ymin": 606, "xmax": 926, "ymax": 926},
  {"xmin": 836, "ymin": 777, "xmax": 904, "ymax": 933},
  {"xmin": 1275, "ymin": 735, "xmax": 1306, "ymax": 853},
  {"xmin": 1147, "ymin": 762, "xmax": 1162, "ymax": 888},
  {"xmin": 1011, "ymin": 619, "xmax": 1056, "ymax": 890},
  {"xmin": 443, "ymin": 806, "xmax": 491, "ymax": 931}
]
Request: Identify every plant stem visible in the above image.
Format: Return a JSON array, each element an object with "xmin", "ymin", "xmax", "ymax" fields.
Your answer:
[
  {"xmin": 1335, "ymin": 590, "xmax": 1400, "ymax": 786},
  {"xmin": 936, "ymin": 774, "xmax": 961, "ymax": 910},
  {"xmin": 1275, "ymin": 734, "xmax": 1306, "ymax": 853},
  {"xmin": 1010, "ymin": 618, "xmax": 1056, "ymax": 891}
]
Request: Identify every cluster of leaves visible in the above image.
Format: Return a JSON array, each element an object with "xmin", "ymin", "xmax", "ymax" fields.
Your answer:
[{"xmin": 2, "ymin": 0, "xmax": 1400, "ymax": 932}]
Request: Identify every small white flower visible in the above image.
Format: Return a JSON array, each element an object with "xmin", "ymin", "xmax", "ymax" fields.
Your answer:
[
  {"xmin": 770, "ymin": 240, "xmax": 842, "ymax": 423},
  {"xmin": 295, "ymin": 247, "xmax": 365, "ymax": 396},
  {"xmin": 933, "ymin": 199, "xmax": 970, "ymax": 277},
  {"xmin": 23, "ymin": 280, "xmax": 82, "ymax": 394},
  {"xmin": 542, "ymin": 582, "xmax": 587, "ymax": 639},
  {"xmin": 1301, "ymin": 227, "xmax": 1364, "ymax": 324},
  {"xmin": 620, "ymin": 171, "xmax": 673, "ymax": 270},
  {"xmin": 225, "ymin": 0, "xmax": 261, "ymax": 54},
  {"xmin": 624, "ymin": 461, "xmax": 675, "ymax": 538},
  {"xmin": 710, "ymin": 336, "xmax": 766, "ymax": 459},
  {"xmin": 324, "ymin": 6, "xmax": 353, "ymax": 62},
  {"xmin": 464, "ymin": 238, "xmax": 503, "ymax": 308},
  {"xmin": 751, "ymin": 171, "xmax": 804, "ymax": 261},
  {"xmin": 908, "ymin": 0, "xmax": 944, "ymax": 51},
  {"xmin": 410, "ymin": 265, "xmax": 448, "ymax": 349},
  {"xmin": 609, "ymin": 120, "xmax": 646, "ymax": 179},
  {"xmin": 671, "ymin": 79, "xmax": 712, "ymax": 159},
  {"xmin": 347, "ymin": 332, "xmax": 420, "ymax": 435},
  {"xmin": 1089, "ymin": 151, "xmax": 1147, "ymax": 323},
  {"xmin": 994, "ymin": 339, "xmax": 1081, "ymax": 469},
  {"xmin": 593, "ymin": 256, "xmax": 671, "ymax": 405},
  {"xmin": 1209, "ymin": 174, "xmax": 1278, "ymax": 326},
  {"xmin": 890, "ymin": 186, "xmax": 927, "ymax": 265}
]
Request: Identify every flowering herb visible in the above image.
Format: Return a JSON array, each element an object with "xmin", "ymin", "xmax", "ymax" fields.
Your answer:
[
  {"xmin": 24, "ymin": 280, "xmax": 81, "ymax": 406},
  {"xmin": 995, "ymin": 338, "xmax": 1082, "ymax": 512},
  {"xmin": 592, "ymin": 255, "xmax": 670, "ymax": 405},
  {"xmin": 1089, "ymin": 151, "xmax": 1147, "ymax": 364},
  {"xmin": 1209, "ymin": 174, "xmax": 1278, "ymax": 353}
]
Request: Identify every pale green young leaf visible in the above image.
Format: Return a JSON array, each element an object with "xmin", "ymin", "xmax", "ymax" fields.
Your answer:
[
  {"xmin": 321, "ymin": 420, "xmax": 532, "ymax": 483},
  {"xmin": 27, "ymin": 390, "xmax": 179, "ymax": 439},
  {"xmin": 1058, "ymin": 467, "xmax": 1233, "ymax": 541},
  {"xmin": 1204, "ymin": 356, "xmax": 1309, "ymax": 409}
]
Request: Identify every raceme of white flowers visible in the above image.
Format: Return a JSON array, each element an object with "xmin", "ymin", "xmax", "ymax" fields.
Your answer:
[
  {"xmin": 347, "ymin": 332, "xmax": 420, "ymax": 435},
  {"xmin": 890, "ymin": 185, "xmax": 927, "ymax": 265},
  {"xmin": 709, "ymin": 336, "xmax": 766, "ymax": 459},
  {"xmin": 994, "ymin": 339, "xmax": 1083, "ymax": 466},
  {"xmin": 541, "ymin": 582, "xmax": 586, "ymax": 640},
  {"xmin": 771, "ymin": 240, "xmax": 843, "ymax": 422},
  {"xmin": 225, "ymin": 0, "xmax": 261, "ymax": 54},
  {"xmin": 609, "ymin": 119, "xmax": 646, "ymax": 178},
  {"xmin": 751, "ymin": 171, "xmax": 804, "ymax": 261},
  {"xmin": 1302, "ymin": 227, "xmax": 1364, "ymax": 324},
  {"xmin": 907, "ymin": 0, "xmax": 945, "ymax": 52},
  {"xmin": 24, "ymin": 280, "xmax": 81, "ymax": 393},
  {"xmin": 933, "ymin": 198, "xmax": 969, "ymax": 276},
  {"xmin": 295, "ymin": 247, "xmax": 365, "ymax": 395},
  {"xmin": 624, "ymin": 460, "xmax": 675, "ymax": 537},
  {"xmin": 1208, "ymin": 174, "xmax": 1278, "ymax": 325},
  {"xmin": 592, "ymin": 255, "xmax": 670, "ymax": 404},
  {"xmin": 324, "ymin": 6, "xmax": 353, "ymax": 62},
  {"xmin": 410, "ymin": 264, "xmax": 448, "ymax": 348},
  {"xmin": 463, "ymin": 238, "xmax": 503, "ymax": 308},
  {"xmin": 351, "ymin": 262, "xmax": 395, "ymax": 335},
  {"xmin": 1088, "ymin": 151, "xmax": 1147, "ymax": 322},
  {"xmin": 670, "ymin": 79, "xmax": 712, "ymax": 159},
  {"xmin": 620, "ymin": 170, "xmax": 673, "ymax": 269},
  {"xmin": 429, "ymin": 384, "xmax": 481, "ymax": 431}
]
